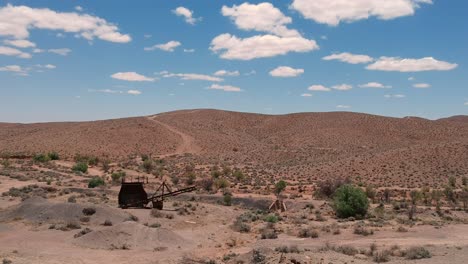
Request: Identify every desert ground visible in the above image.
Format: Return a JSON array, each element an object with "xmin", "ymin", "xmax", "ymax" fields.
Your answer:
[{"xmin": 0, "ymin": 109, "xmax": 467, "ymax": 264}]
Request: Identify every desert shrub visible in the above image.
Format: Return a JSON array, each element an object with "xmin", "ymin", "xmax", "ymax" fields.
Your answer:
[
  {"xmin": 404, "ymin": 247, "xmax": 431, "ymax": 260},
  {"xmin": 396, "ymin": 226, "xmax": 408, "ymax": 232},
  {"xmin": 233, "ymin": 218, "xmax": 251, "ymax": 233},
  {"xmin": 72, "ymin": 162, "xmax": 88, "ymax": 173},
  {"xmin": 80, "ymin": 216, "xmax": 90, "ymax": 222},
  {"xmin": 68, "ymin": 195, "xmax": 77, "ymax": 203},
  {"xmin": 66, "ymin": 221, "xmax": 81, "ymax": 230},
  {"xmin": 354, "ymin": 225, "xmax": 374, "ymax": 236},
  {"xmin": 275, "ymin": 245, "xmax": 300, "ymax": 253},
  {"xmin": 373, "ymin": 250, "xmax": 391, "ymax": 263},
  {"xmin": 264, "ymin": 214, "xmax": 279, "ymax": 223},
  {"xmin": 448, "ymin": 176, "xmax": 457, "ymax": 188},
  {"xmin": 111, "ymin": 171, "xmax": 126, "ymax": 183},
  {"xmin": 260, "ymin": 228, "xmax": 277, "ymax": 239},
  {"xmin": 170, "ymin": 175, "xmax": 179, "ymax": 185},
  {"xmin": 88, "ymin": 177, "xmax": 105, "ymax": 188},
  {"xmin": 317, "ymin": 177, "xmax": 351, "ymax": 198},
  {"xmin": 33, "ymin": 153, "xmax": 51, "ymax": 163},
  {"xmin": 149, "ymin": 223, "xmax": 161, "ymax": 228},
  {"xmin": 233, "ymin": 169, "xmax": 245, "ymax": 181},
  {"xmin": 444, "ymin": 185, "xmax": 456, "ymax": 204},
  {"xmin": 463, "ymin": 176, "xmax": 467, "ymax": 187},
  {"xmin": 82, "ymin": 207, "xmax": 96, "ymax": 216},
  {"xmin": 335, "ymin": 245, "xmax": 358, "ymax": 256},
  {"xmin": 126, "ymin": 214, "xmax": 139, "ymax": 222},
  {"xmin": 102, "ymin": 159, "xmax": 111, "ymax": 173},
  {"xmin": 46, "ymin": 152, "xmax": 59, "ymax": 160},
  {"xmin": 298, "ymin": 228, "xmax": 319, "ymax": 238},
  {"xmin": 366, "ymin": 185, "xmax": 376, "ymax": 202},
  {"xmin": 333, "ymin": 184, "xmax": 369, "ymax": 218},
  {"xmin": 215, "ymin": 178, "xmax": 229, "ymax": 189},
  {"xmin": 0, "ymin": 159, "xmax": 10, "ymax": 168},
  {"xmin": 252, "ymin": 249, "xmax": 266, "ymax": 263},
  {"xmin": 141, "ymin": 154, "xmax": 150, "ymax": 161},
  {"xmin": 186, "ymin": 173, "xmax": 196, "ymax": 185},
  {"xmin": 3, "ymin": 259, "xmax": 12, "ymax": 264},
  {"xmin": 103, "ymin": 219, "xmax": 113, "ymax": 226},
  {"xmin": 223, "ymin": 193, "xmax": 232, "ymax": 206},
  {"xmin": 200, "ymin": 177, "xmax": 214, "ymax": 191},
  {"xmin": 142, "ymin": 159, "xmax": 154, "ymax": 173}
]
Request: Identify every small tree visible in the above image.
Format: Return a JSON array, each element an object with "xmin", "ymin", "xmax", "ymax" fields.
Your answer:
[
  {"xmin": 431, "ymin": 190, "xmax": 443, "ymax": 215},
  {"xmin": 444, "ymin": 185, "xmax": 456, "ymax": 206},
  {"xmin": 333, "ymin": 184, "xmax": 369, "ymax": 219},
  {"xmin": 274, "ymin": 180, "xmax": 287, "ymax": 197},
  {"xmin": 421, "ymin": 186, "xmax": 431, "ymax": 206},
  {"xmin": 408, "ymin": 190, "xmax": 421, "ymax": 220},
  {"xmin": 142, "ymin": 159, "xmax": 154, "ymax": 173},
  {"xmin": 223, "ymin": 192, "xmax": 232, "ymax": 206}
]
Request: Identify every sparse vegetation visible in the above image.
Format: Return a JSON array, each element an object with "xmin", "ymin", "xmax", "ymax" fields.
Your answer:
[
  {"xmin": 88, "ymin": 177, "xmax": 105, "ymax": 188},
  {"xmin": 72, "ymin": 162, "xmax": 88, "ymax": 173},
  {"xmin": 404, "ymin": 247, "xmax": 432, "ymax": 260}
]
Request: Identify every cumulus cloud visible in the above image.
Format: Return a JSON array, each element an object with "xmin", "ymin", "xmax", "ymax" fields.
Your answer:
[
  {"xmin": 413, "ymin": 83, "xmax": 431, "ymax": 88},
  {"xmin": 0, "ymin": 4, "xmax": 131, "ymax": 43},
  {"xmin": 35, "ymin": 64, "xmax": 56, "ymax": 69},
  {"xmin": 301, "ymin": 93, "xmax": 312, "ymax": 97},
  {"xmin": 0, "ymin": 46, "xmax": 31, "ymax": 58},
  {"xmin": 359, "ymin": 82, "xmax": 391, "ymax": 88},
  {"xmin": 366, "ymin": 57, "xmax": 457, "ymax": 72},
  {"xmin": 222, "ymin": 2, "xmax": 300, "ymax": 37},
  {"xmin": 308, "ymin": 85, "xmax": 331, "ymax": 92},
  {"xmin": 269, "ymin": 66, "xmax": 304, "ymax": 77},
  {"xmin": 384, "ymin": 94, "xmax": 406, "ymax": 98},
  {"xmin": 290, "ymin": 0, "xmax": 432, "ymax": 26},
  {"xmin": 208, "ymin": 84, "xmax": 242, "ymax": 92},
  {"xmin": 163, "ymin": 72, "xmax": 223, "ymax": 82},
  {"xmin": 210, "ymin": 33, "xmax": 318, "ymax": 60},
  {"xmin": 3, "ymin": 39, "xmax": 36, "ymax": 48},
  {"xmin": 48, "ymin": 48, "xmax": 71, "ymax": 56},
  {"xmin": 336, "ymin": 105, "xmax": 351, "ymax": 109},
  {"xmin": 144, "ymin": 41, "xmax": 181, "ymax": 52},
  {"xmin": 173, "ymin": 7, "xmax": 200, "ymax": 25},
  {"xmin": 332, "ymin": 84, "xmax": 353, "ymax": 91},
  {"xmin": 111, "ymin": 72, "xmax": 155, "ymax": 82},
  {"xmin": 323, "ymin": 52, "xmax": 374, "ymax": 64},
  {"xmin": 214, "ymin": 70, "xmax": 240, "ymax": 77}
]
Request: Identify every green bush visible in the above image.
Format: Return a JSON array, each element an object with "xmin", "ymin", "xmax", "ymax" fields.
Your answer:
[
  {"xmin": 47, "ymin": 152, "xmax": 60, "ymax": 160},
  {"xmin": 223, "ymin": 193, "xmax": 232, "ymax": 206},
  {"xmin": 72, "ymin": 162, "xmax": 88, "ymax": 173},
  {"xmin": 264, "ymin": 214, "xmax": 279, "ymax": 223},
  {"xmin": 404, "ymin": 247, "xmax": 431, "ymax": 260},
  {"xmin": 88, "ymin": 177, "xmax": 105, "ymax": 188},
  {"xmin": 33, "ymin": 153, "xmax": 51, "ymax": 163},
  {"xmin": 333, "ymin": 184, "xmax": 369, "ymax": 219},
  {"xmin": 275, "ymin": 180, "xmax": 287, "ymax": 196},
  {"xmin": 111, "ymin": 171, "xmax": 126, "ymax": 182}
]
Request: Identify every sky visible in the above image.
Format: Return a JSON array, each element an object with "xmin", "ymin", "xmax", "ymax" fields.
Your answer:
[{"xmin": 0, "ymin": 0, "xmax": 467, "ymax": 123}]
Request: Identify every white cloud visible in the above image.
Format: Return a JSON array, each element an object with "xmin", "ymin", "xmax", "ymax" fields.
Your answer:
[
  {"xmin": 336, "ymin": 105, "xmax": 351, "ymax": 109},
  {"xmin": 308, "ymin": 85, "xmax": 331, "ymax": 92},
  {"xmin": 183, "ymin": 49, "xmax": 195, "ymax": 53},
  {"xmin": 332, "ymin": 84, "xmax": 353, "ymax": 91},
  {"xmin": 222, "ymin": 3, "xmax": 300, "ymax": 37},
  {"xmin": 173, "ymin": 6, "xmax": 200, "ymax": 25},
  {"xmin": 208, "ymin": 84, "xmax": 242, "ymax": 92},
  {"xmin": 127, "ymin": 90, "xmax": 142, "ymax": 95},
  {"xmin": 111, "ymin": 72, "xmax": 155, "ymax": 82},
  {"xmin": 210, "ymin": 33, "xmax": 318, "ymax": 60},
  {"xmin": 465, "ymin": 102, "xmax": 468, "ymax": 106},
  {"xmin": 144, "ymin": 34, "xmax": 152, "ymax": 39},
  {"xmin": 48, "ymin": 48, "xmax": 71, "ymax": 56},
  {"xmin": 366, "ymin": 57, "xmax": 457, "ymax": 72},
  {"xmin": 269, "ymin": 66, "xmax": 304, "ymax": 77},
  {"xmin": 408, "ymin": 76, "xmax": 415, "ymax": 81},
  {"xmin": 3, "ymin": 39, "xmax": 36, "ymax": 48},
  {"xmin": 35, "ymin": 64, "xmax": 56, "ymax": 69},
  {"xmin": 301, "ymin": 93, "xmax": 313, "ymax": 97},
  {"xmin": 144, "ymin": 41, "xmax": 181, "ymax": 52},
  {"xmin": 75, "ymin": 6, "xmax": 83, "ymax": 12},
  {"xmin": 413, "ymin": 83, "xmax": 431, "ymax": 88},
  {"xmin": 0, "ymin": 65, "xmax": 24, "ymax": 72},
  {"xmin": 0, "ymin": 4, "xmax": 131, "ymax": 43},
  {"xmin": 0, "ymin": 46, "xmax": 31, "ymax": 58},
  {"xmin": 323, "ymin": 52, "xmax": 374, "ymax": 64},
  {"xmin": 163, "ymin": 72, "xmax": 223, "ymax": 82},
  {"xmin": 359, "ymin": 82, "xmax": 391, "ymax": 88},
  {"xmin": 384, "ymin": 94, "xmax": 406, "ymax": 98},
  {"xmin": 290, "ymin": 0, "xmax": 432, "ymax": 26},
  {"xmin": 214, "ymin": 70, "xmax": 240, "ymax": 77}
]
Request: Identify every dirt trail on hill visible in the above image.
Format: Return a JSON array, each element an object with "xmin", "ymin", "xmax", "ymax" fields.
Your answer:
[{"xmin": 147, "ymin": 115, "xmax": 200, "ymax": 156}]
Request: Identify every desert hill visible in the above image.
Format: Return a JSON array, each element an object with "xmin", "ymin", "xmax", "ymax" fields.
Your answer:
[{"xmin": 1, "ymin": 109, "xmax": 467, "ymax": 187}]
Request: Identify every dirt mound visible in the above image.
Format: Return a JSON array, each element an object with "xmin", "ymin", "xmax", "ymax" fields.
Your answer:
[
  {"xmin": 0, "ymin": 197, "xmax": 131, "ymax": 225},
  {"xmin": 74, "ymin": 221, "xmax": 189, "ymax": 250}
]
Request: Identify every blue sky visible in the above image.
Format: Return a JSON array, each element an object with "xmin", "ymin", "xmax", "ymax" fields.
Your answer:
[{"xmin": 0, "ymin": 0, "xmax": 467, "ymax": 122}]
